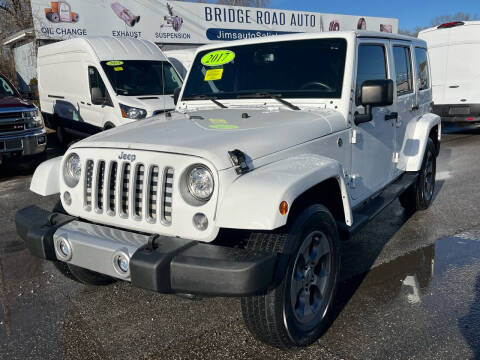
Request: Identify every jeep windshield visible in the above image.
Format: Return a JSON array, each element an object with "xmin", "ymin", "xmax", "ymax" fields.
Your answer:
[
  {"xmin": 182, "ymin": 38, "xmax": 347, "ymax": 101},
  {"xmin": 101, "ymin": 60, "xmax": 183, "ymax": 96}
]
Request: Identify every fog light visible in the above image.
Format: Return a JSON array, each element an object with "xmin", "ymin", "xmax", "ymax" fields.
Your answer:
[
  {"xmin": 37, "ymin": 135, "xmax": 46, "ymax": 145},
  {"xmin": 193, "ymin": 213, "xmax": 208, "ymax": 231},
  {"xmin": 63, "ymin": 191, "xmax": 72, "ymax": 206},
  {"xmin": 118, "ymin": 256, "xmax": 129, "ymax": 273},
  {"xmin": 113, "ymin": 251, "xmax": 130, "ymax": 277},
  {"xmin": 55, "ymin": 236, "xmax": 72, "ymax": 261}
]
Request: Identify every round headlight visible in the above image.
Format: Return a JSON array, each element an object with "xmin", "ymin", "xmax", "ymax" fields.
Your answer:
[
  {"xmin": 63, "ymin": 153, "xmax": 82, "ymax": 187},
  {"xmin": 187, "ymin": 165, "xmax": 214, "ymax": 201}
]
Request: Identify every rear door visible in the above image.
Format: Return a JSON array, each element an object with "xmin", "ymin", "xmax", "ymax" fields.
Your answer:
[
  {"xmin": 350, "ymin": 40, "xmax": 396, "ymax": 201},
  {"xmin": 390, "ymin": 41, "xmax": 416, "ymax": 174}
]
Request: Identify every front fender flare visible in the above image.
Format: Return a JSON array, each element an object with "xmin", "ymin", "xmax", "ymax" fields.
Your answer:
[
  {"xmin": 216, "ymin": 154, "xmax": 352, "ymax": 230},
  {"xmin": 30, "ymin": 156, "xmax": 62, "ymax": 196}
]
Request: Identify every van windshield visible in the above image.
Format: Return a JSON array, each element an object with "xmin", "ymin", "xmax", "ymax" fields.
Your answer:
[
  {"xmin": 182, "ymin": 38, "xmax": 347, "ymax": 101},
  {"xmin": 101, "ymin": 60, "xmax": 183, "ymax": 96},
  {"xmin": 0, "ymin": 75, "xmax": 16, "ymax": 98}
]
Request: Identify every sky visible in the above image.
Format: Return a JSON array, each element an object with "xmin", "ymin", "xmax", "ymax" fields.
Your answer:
[{"xmin": 270, "ymin": 0, "xmax": 478, "ymax": 31}]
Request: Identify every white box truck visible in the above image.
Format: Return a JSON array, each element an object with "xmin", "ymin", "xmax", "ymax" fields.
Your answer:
[
  {"xmin": 164, "ymin": 48, "xmax": 197, "ymax": 79},
  {"xmin": 38, "ymin": 36, "xmax": 183, "ymax": 144},
  {"xmin": 419, "ymin": 21, "xmax": 480, "ymax": 123}
]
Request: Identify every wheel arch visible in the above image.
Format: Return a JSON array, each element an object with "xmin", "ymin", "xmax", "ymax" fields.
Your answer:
[
  {"xmin": 405, "ymin": 113, "xmax": 441, "ymax": 172},
  {"xmin": 215, "ymin": 155, "xmax": 352, "ymax": 231}
]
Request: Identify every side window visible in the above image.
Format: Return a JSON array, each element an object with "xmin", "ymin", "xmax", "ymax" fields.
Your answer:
[
  {"xmin": 392, "ymin": 46, "xmax": 413, "ymax": 96},
  {"xmin": 415, "ymin": 47, "xmax": 430, "ymax": 91},
  {"xmin": 88, "ymin": 66, "xmax": 112, "ymax": 106},
  {"xmin": 356, "ymin": 44, "xmax": 387, "ymax": 105}
]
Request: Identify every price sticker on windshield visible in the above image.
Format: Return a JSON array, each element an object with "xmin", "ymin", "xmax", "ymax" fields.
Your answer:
[
  {"xmin": 106, "ymin": 61, "xmax": 124, "ymax": 66},
  {"xmin": 201, "ymin": 50, "xmax": 235, "ymax": 67},
  {"xmin": 204, "ymin": 69, "xmax": 224, "ymax": 81}
]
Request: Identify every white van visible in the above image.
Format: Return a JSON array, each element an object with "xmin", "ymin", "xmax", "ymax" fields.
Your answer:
[
  {"xmin": 38, "ymin": 36, "xmax": 183, "ymax": 143},
  {"xmin": 164, "ymin": 48, "xmax": 197, "ymax": 79},
  {"xmin": 419, "ymin": 21, "xmax": 480, "ymax": 123}
]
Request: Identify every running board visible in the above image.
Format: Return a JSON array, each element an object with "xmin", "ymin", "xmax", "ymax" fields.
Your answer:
[{"xmin": 338, "ymin": 172, "xmax": 418, "ymax": 240}]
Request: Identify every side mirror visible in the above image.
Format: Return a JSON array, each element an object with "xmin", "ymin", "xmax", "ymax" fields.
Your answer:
[
  {"xmin": 173, "ymin": 87, "xmax": 181, "ymax": 106},
  {"xmin": 91, "ymin": 87, "xmax": 105, "ymax": 105},
  {"xmin": 354, "ymin": 79, "xmax": 394, "ymax": 125}
]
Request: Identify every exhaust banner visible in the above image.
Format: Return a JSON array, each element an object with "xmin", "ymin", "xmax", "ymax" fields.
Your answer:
[{"xmin": 31, "ymin": 0, "xmax": 398, "ymax": 44}]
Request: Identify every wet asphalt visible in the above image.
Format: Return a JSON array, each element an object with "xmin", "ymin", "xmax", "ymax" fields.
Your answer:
[{"xmin": 0, "ymin": 124, "xmax": 479, "ymax": 360}]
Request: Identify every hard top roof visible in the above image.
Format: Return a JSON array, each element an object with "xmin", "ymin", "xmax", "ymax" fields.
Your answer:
[{"xmin": 38, "ymin": 36, "xmax": 167, "ymax": 62}]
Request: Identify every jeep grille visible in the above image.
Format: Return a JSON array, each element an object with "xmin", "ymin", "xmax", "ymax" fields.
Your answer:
[{"xmin": 84, "ymin": 159, "xmax": 174, "ymax": 224}]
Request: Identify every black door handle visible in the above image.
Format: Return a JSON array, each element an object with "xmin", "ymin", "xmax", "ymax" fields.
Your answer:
[{"xmin": 385, "ymin": 112, "xmax": 398, "ymax": 121}]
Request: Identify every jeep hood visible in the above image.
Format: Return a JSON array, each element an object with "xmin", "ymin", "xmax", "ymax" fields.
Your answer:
[{"xmin": 73, "ymin": 108, "xmax": 346, "ymax": 170}]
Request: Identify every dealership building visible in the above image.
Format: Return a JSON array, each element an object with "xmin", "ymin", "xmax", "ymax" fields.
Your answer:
[{"xmin": 3, "ymin": 0, "xmax": 398, "ymax": 92}]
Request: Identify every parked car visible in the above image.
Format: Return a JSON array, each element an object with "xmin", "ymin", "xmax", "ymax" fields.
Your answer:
[
  {"xmin": 16, "ymin": 31, "xmax": 440, "ymax": 349},
  {"xmin": 0, "ymin": 72, "xmax": 46, "ymax": 165},
  {"xmin": 419, "ymin": 21, "xmax": 480, "ymax": 123},
  {"xmin": 37, "ymin": 36, "xmax": 183, "ymax": 144}
]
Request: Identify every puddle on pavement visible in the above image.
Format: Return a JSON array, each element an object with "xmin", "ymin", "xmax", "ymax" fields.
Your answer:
[
  {"xmin": 338, "ymin": 230, "xmax": 480, "ymax": 307},
  {"xmin": 328, "ymin": 230, "xmax": 480, "ymax": 359}
]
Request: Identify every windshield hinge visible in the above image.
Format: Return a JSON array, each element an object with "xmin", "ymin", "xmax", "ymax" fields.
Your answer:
[{"xmin": 228, "ymin": 149, "xmax": 250, "ymax": 175}]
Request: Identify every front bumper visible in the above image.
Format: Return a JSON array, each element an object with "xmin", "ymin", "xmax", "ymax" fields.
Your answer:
[
  {"xmin": 0, "ymin": 128, "xmax": 47, "ymax": 156},
  {"xmin": 15, "ymin": 206, "xmax": 278, "ymax": 297}
]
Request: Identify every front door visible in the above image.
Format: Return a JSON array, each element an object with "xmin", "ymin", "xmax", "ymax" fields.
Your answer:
[
  {"xmin": 350, "ymin": 41, "xmax": 396, "ymax": 201},
  {"xmin": 78, "ymin": 65, "xmax": 111, "ymax": 130}
]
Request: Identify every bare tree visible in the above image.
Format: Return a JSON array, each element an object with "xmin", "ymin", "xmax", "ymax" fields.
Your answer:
[
  {"xmin": 400, "ymin": 12, "xmax": 479, "ymax": 38},
  {"xmin": 0, "ymin": 0, "xmax": 33, "ymax": 82},
  {"xmin": 430, "ymin": 12, "xmax": 479, "ymax": 26}
]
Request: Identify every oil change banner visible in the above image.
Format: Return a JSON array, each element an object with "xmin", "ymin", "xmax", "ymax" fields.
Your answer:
[{"xmin": 31, "ymin": 0, "xmax": 398, "ymax": 44}]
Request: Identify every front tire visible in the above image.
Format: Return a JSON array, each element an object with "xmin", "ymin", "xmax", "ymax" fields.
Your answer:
[
  {"xmin": 241, "ymin": 204, "xmax": 340, "ymax": 349},
  {"xmin": 399, "ymin": 138, "xmax": 436, "ymax": 213}
]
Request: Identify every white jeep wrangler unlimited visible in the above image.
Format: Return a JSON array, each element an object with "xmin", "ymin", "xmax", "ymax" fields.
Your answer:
[{"xmin": 16, "ymin": 31, "xmax": 440, "ymax": 349}]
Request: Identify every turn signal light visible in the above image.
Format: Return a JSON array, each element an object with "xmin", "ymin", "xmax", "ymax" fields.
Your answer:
[{"xmin": 279, "ymin": 201, "xmax": 289, "ymax": 216}]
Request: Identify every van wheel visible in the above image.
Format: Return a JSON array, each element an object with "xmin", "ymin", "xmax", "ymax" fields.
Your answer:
[
  {"xmin": 399, "ymin": 138, "xmax": 436, "ymax": 212},
  {"xmin": 241, "ymin": 204, "xmax": 340, "ymax": 349},
  {"xmin": 103, "ymin": 123, "xmax": 115, "ymax": 130}
]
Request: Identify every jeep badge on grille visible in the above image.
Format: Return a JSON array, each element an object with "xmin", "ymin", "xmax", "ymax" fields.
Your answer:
[{"xmin": 118, "ymin": 152, "xmax": 136, "ymax": 162}]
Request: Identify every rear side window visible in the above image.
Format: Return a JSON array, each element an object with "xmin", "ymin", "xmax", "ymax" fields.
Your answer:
[
  {"xmin": 415, "ymin": 48, "xmax": 430, "ymax": 90},
  {"xmin": 356, "ymin": 44, "xmax": 387, "ymax": 104},
  {"xmin": 393, "ymin": 46, "xmax": 413, "ymax": 96}
]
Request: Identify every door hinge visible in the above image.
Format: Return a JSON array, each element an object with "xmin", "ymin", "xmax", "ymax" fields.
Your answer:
[
  {"xmin": 350, "ymin": 174, "xmax": 358, "ymax": 189},
  {"xmin": 393, "ymin": 152, "xmax": 400, "ymax": 164},
  {"xmin": 351, "ymin": 129, "xmax": 357, "ymax": 144}
]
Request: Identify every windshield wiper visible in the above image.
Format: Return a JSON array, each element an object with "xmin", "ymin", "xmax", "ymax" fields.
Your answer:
[
  {"xmin": 188, "ymin": 95, "xmax": 227, "ymax": 109},
  {"xmin": 237, "ymin": 92, "xmax": 300, "ymax": 111}
]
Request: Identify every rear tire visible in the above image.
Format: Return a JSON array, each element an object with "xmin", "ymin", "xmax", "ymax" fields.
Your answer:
[
  {"xmin": 399, "ymin": 138, "xmax": 436, "ymax": 213},
  {"xmin": 241, "ymin": 204, "xmax": 340, "ymax": 349}
]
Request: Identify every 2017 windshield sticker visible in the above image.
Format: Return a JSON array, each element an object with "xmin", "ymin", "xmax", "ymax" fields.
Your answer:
[
  {"xmin": 106, "ymin": 61, "xmax": 124, "ymax": 66},
  {"xmin": 114, "ymin": 66, "xmax": 124, "ymax": 72},
  {"xmin": 204, "ymin": 68, "xmax": 224, "ymax": 81},
  {"xmin": 201, "ymin": 50, "xmax": 235, "ymax": 67}
]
